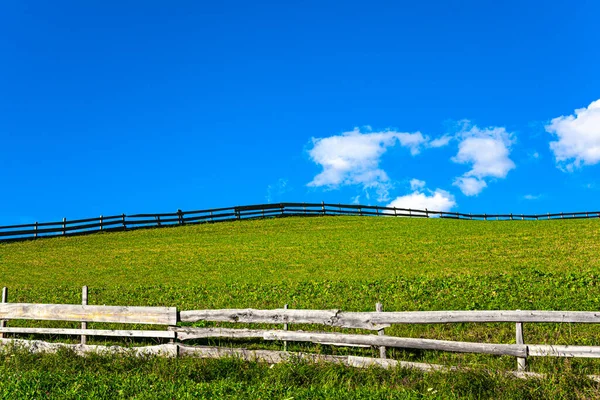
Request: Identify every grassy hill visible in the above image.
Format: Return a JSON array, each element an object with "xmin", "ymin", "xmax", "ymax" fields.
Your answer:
[
  {"xmin": 2, "ymin": 216, "xmax": 600, "ymax": 398},
  {"xmin": 2, "ymin": 215, "xmax": 599, "ymax": 286},
  {"xmin": 1, "ymin": 216, "xmax": 599, "ymax": 311}
]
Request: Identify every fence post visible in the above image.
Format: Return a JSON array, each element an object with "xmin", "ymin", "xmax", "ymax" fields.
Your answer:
[
  {"xmin": 156, "ymin": 215, "xmax": 161, "ymax": 227},
  {"xmin": 516, "ymin": 318, "xmax": 527, "ymax": 371},
  {"xmin": 0, "ymin": 287, "xmax": 7, "ymax": 338},
  {"xmin": 303, "ymin": 203, "xmax": 306, "ymax": 215},
  {"xmin": 321, "ymin": 201, "xmax": 325, "ymax": 215},
  {"xmin": 81, "ymin": 286, "xmax": 88, "ymax": 345},
  {"xmin": 122, "ymin": 214, "xmax": 126, "ymax": 229},
  {"xmin": 376, "ymin": 302, "xmax": 387, "ymax": 359},
  {"xmin": 561, "ymin": 212, "xmax": 564, "ymax": 219},
  {"xmin": 283, "ymin": 304, "xmax": 288, "ymax": 352},
  {"xmin": 510, "ymin": 213, "xmax": 513, "ymax": 221},
  {"xmin": 100, "ymin": 215, "xmax": 104, "ymax": 231},
  {"xmin": 210, "ymin": 211, "xmax": 213, "ymax": 222},
  {"xmin": 425, "ymin": 208, "xmax": 428, "ymax": 218},
  {"xmin": 235, "ymin": 207, "xmax": 241, "ymax": 221},
  {"xmin": 62, "ymin": 218, "xmax": 67, "ymax": 235},
  {"xmin": 547, "ymin": 212, "xmax": 550, "ymax": 220},
  {"xmin": 177, "ymin": 209, "xmax": 184, "ymax": 225},
  {"xmin": 484, "ymin": 214, "xmax": 487, "ymax": 221},
  {"xmin": 280, "ymin": 203, "xmax": 284, "ymax": 216},
  {"xmin": 394, "ymin": 207, "xmax": 397, "ymax": 217},
  {"xmin": 34, "ymin": 222, "xmax": 38, "ymax": 238},
  {"xmin": 359, "ymin": 207, "xmax": 363, "ymax": 216}
]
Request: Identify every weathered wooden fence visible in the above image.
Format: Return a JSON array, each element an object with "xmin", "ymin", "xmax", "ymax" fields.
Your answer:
[
  {"xmin": 2, "ymin": 287, "xmax": 600, "ymax": 372},
  {"xmin": 1, "ymin": 202, "xmax": 599, "ymax": 242}
]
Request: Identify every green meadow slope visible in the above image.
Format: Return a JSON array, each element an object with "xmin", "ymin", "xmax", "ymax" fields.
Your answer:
[
  {"xmin": 2, "ymin": 215, "xmax": 600, "ymax": 318},
  {"xmin": 2, "ymin": 216, "xmax": 600, "ymax": 378},
  {"xmin": 2, "ymin": 216, "xmax": 599, "ymax": 287}
]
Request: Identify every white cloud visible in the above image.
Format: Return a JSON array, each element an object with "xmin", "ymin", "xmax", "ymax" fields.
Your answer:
[
  {"xmin": 409, "ymin": 178, "xmax": 426, "ymax": 191},
  {"xmin": 452, "ymin": 176, "xmax": 487, "ymax": 196},
  {"xmin": 387, "ymin": 189, "xmax": 456, "ymax": 213},
  {"xmin": 307, "ymin": 127, "xmax": 445, "ymax": 201},
  {"xmin": 266, "ymin": 178, "xmax": 290, "ymax": 203},
  {"xmin": 547, "ymin": 99, "xmax": 600, "ymax": 171},
  {"xmin": 428, "ymin": 135, "xmax": 452, "ymax": 148},
  {"xmin": 451, "ymin": 123, "xmax": 515, "ymax": 196},
  {"xmin": 524, "ymin": 194, "xmax": 541, "ymax": 200}
]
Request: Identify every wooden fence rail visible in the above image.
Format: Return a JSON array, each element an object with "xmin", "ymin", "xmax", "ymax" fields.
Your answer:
[
  {"xmin": 1, "ymin": 202, "xmax": 599, "ymax": 242},
  {"xmin": 179, "ymin": 308, "xmax": 600, "ymax": 325},
  {"xmin": 4, "ymin": 287, "xmax": 600, "ymax": 372}
]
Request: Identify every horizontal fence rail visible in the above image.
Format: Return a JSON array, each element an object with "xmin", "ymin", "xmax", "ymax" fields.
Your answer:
[
  {"xmin": 4, "ymin": 287, "xmax": 600, "ymax": 372},
  {"xmin": 1, "ymin": 202, "xmax": 599, "ymax": 242},
  {"xmin": 0, "ymin": 303, "xmax": 178, "ymax": 325},
  {"xmin": 179, "ymin": 309, "xmax": 600, "ymax": 325}
]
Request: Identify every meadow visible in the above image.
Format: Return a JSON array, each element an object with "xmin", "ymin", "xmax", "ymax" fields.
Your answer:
[{"xmin": 1, "ymin": 216, "xmax": 600, "ymax": 398}]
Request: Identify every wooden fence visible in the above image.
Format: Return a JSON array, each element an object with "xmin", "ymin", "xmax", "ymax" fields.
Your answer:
[
  {"xmin": 1, "ymin": 202, "xmax": 600, "ymax": 242},
  {"xmin": 2, "ymin": 287, "xmax": 600, "ymax": 372}
]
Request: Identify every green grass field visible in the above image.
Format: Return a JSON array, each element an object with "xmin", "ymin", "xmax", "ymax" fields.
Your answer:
[
  {"xmin": 2, "ymin": 216, "xmax": 600, "ymax": 398},
  {"xmin": 3, "ymin": 216, "xmax": 600, "ymax": 287}
]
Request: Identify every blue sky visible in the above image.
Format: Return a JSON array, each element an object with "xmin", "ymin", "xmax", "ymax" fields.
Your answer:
[{"xmin": 1, "ymin": 1, "xmax": 599, "ymax": 225}]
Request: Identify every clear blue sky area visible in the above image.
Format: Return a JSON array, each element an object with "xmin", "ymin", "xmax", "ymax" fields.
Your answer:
[{"xmin": 1, "ymin": 1, "xmax": 599, "ymax": 224}]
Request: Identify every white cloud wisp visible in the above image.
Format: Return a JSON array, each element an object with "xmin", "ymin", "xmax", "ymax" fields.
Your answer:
[
  {"xmin": 452, "ymin": 124, "xmax": 515, "ymax": 196},
  {"xmin": 409, "ymin": 178, "xmax": 426, "ymax": 191}
]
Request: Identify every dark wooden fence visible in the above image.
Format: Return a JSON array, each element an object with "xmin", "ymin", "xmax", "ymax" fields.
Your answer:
[{"xmin": 1, "ymin": 202, "xmax": 599, "ymax": 242}]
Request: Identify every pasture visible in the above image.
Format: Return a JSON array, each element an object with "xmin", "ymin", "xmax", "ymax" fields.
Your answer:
[{"xmin": 1, "ymin": 216, "xmax": 600, "ymax": 398}]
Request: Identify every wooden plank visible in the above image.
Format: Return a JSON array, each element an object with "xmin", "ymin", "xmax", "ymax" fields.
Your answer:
[
  {"xmin": 376, "ymin": 302, "xmax": 386, "ymax": 359},
  {"xmin": 528, "ymin": 345, "xmax": 600, "ymax": 358},
  {"xmin": 179, "ymin": 308, "xmax": 600, "ymax": 326},
  {"xmin": 0, "ymin": 303, "xmax": 177, "ymax": 325},
  {"xmin": 347, "ymin": 356, "xmax": 454, "ymax": 372},
  {"xmin": 178, "ymin": 309, "xmax": 388, "ymax": 330},
  {"xmin": 171, "ymin": 327, "xmax": 526, "ymax": 357},
  {"xmin": 172, "ymin": 327, "xmax": 268, "ymax": 340},
  {"xmin": 179, "ymin": 344, "xmax": 359, "ymax": 364},
  {"xmin": 0, "ymin": 287, "xmax": 7, "ymax": 339},
  {"xmin": 81, "ymin": 286, "xmax": 88, "ymax": 345},
  {"xmin": 178, "ymin": 345, "xmax": 415, "ymax": 367},
  {"xmin": 516, "ymin": 321, "xmax": 526, "ymax": 371},
  {"xmin": 0, "ymin": 327, "xmax": 175, "ymax": 339},
  {"xmin": 0, "ymin": 338, "xmax": 178, "ymax": 357},
  {"xmin": 171, "ymin": 327, "xmax": 370, "ymax": 347},
  {"xmin": 283, "ymin": 304, "xmax": 288, "ymax": 352},
  {"xmin": 177, "ymin": 345, "xmax": 490, "ymax": 374},
  {"xmin": 358, "ymin": 310, "xmax": 600, "ymax": 324},
  {"xmin": 262, "ymin": 331, "xmax": 527, "ymax": 357}
]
